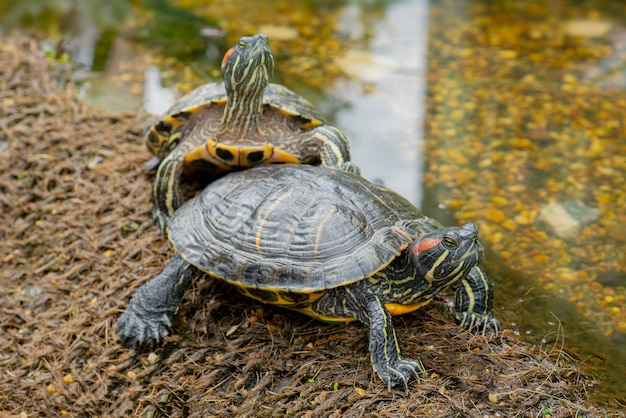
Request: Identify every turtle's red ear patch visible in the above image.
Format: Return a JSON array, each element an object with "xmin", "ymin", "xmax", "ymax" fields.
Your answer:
[
  {"xmin": 222, "ymin": 48, "xmax": 235, "ymax": 68},
  {"xmin": 412, "ymin": 237, "xmax": 441, "ymax": 255}
]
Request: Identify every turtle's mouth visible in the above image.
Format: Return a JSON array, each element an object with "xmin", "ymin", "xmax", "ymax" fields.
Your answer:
[
  {"xmin": 452, "ymin": 241, "xmax": 484, "ymax": 264},
  {"xmin": 248, "ymin": 41, "xmax": 272, "ymax": 61}
]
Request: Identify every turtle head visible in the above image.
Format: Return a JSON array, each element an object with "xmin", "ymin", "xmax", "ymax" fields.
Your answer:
[
  {"xmin": 221, "ymin": 33, "xmax": 274, "ymax": 98},
  {"xmin": 408, "ymin": 223, "xmax": 484, "ymax": 287}
]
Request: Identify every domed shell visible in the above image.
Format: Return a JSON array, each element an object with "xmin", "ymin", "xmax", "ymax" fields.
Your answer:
[
  {"xmin": 159, "ymin": 82, "xmax": 327, "ymax": 128},
  {"xmin": 168, "ymin": 164, "xmax": 439, "ymax": 292}
]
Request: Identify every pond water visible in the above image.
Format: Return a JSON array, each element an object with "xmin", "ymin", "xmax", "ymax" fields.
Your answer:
[{"xmin": 3, "ymin": 0, "xmax": 624, "ymax": 406}]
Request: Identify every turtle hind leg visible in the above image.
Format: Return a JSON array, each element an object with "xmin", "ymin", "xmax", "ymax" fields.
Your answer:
[{"xmin": 118, "ymin": 254, "xmax": 198, "ymax": 349}]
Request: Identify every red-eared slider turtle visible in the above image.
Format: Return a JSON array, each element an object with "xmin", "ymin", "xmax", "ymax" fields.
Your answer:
[
  {"xmin": 118, "ymin": 164, "xmax": 498, "ymax": 390},
  {"xmin": 146, "ymin": 33, "xmax": 356, "ymax": 233}
]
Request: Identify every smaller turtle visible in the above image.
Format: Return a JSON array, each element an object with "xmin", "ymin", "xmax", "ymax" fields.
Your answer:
[
  {"xmin": 147, "ymin": 33, "xmax": 356, "ymax": 233},
  {"xmin": 118, "ymin": 164, "xmax": 499, "ymax": 390}
]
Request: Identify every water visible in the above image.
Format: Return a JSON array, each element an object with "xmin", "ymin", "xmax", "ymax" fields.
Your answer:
[
  {"xmin": 422, "ymin": 0, "xmax": 626, "ymax": 404},
  {"xmin": 3, "ymin": 0, "xmax": 625, "ymax": 405}
]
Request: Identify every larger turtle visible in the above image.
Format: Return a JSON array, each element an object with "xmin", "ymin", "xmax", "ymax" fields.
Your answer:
[
  {"xmin": 147, "ymin": 33, "xmax": 356, "ymax": 233},
  {"xmin": 118, "ymin": 164, "xmax": 499, "ymax": 390}
]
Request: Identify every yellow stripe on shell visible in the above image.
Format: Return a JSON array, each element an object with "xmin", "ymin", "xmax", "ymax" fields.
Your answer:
[
  {"xmin": 255, "ymin": 192, "xmax": 292, "ymax": 253},
  {"xmin": 276, "ymin": 107, "xmax": 324, "ymax": 129},
  {"xmin": 314, "ymin": 205, "xmax": 337, "ymax": 255}
]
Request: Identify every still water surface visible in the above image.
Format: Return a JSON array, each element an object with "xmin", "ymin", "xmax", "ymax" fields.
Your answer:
[{"xmin": 3, "ymin": 0, "xmax": 624, "ymax": 404}]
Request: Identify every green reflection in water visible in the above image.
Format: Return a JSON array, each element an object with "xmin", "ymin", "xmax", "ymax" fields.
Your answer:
[
  {"xmin": 0, "ymin": 0, "xmax": 132, "ymax": 32},
  {"xmin": 0, "ymin": 0, "xmax": 214, "ymax": 69}
]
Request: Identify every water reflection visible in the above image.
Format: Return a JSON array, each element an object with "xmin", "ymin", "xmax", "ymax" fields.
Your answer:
[
  {"xmin": 0, "ymin": 0, "xmax": 133, "ymax": 71},
  {"xmin": 332, "ymin": 0, "xmax": 429, "ymax": 203},
  {"xmin": 423, "ymin": 0, "xmax": 626, "ymax": 403}
]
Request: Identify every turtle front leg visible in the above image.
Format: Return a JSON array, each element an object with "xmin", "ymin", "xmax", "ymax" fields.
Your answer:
[
  {"xmin": 299, "ymin": 125, "xmax": 361, "ymax": 175},
  {"xmin": 360, "ymin": 295, "xmax": 425, "ymax": 390},
  {"xmin": 118, "ymin": 254, "xmax": 198, "ymax": 349},
  {"xmin": 152, "ymin": 151, "xmax": 186, "ymax": 234},
  {"xmin": 453, "ymin": 266, "xmax": 500, "ymax": 333}
]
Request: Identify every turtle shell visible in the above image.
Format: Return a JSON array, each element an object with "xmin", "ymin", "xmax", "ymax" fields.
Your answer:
[
  {"xmin": 154, "ymin": 81, "xmax": 326, "ymax": 137},
  {"xmin": 168, "ymin": 164, "xmax": 440, "ymax": 293}
]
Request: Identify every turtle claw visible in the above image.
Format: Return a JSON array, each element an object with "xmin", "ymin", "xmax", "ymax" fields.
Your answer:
[
  {"xmin": 143, "ymin": 156, "xmax": 161, "ymax": 172},
  {"xmin": 376, "ymin": 356, "xmax": 425, "ymax": 392},
  {"xmin": 339, "ymin": 161, "xmax": 361, "ymax": 175},
  {"xmin": 456, "ymin": 311, "xmax": 500, "ymax": 335},
  {"xmin": 118, "ymin": 255, "xmax": 195, "ymax": 349},
  {"xmin": 151, "ymin": 206, "xmax": 170, "ymax": 235},
  {"xmin": 117, "ymin": 304, "xmax": 173, "ymax": 349}
]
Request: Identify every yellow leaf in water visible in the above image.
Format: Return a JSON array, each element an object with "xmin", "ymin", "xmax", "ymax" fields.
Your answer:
[
  {"xmin": 483, "ymin": 208, "xmax": 507, "ymax": 223},
  {"xmin": 498, "ymin": 50, "xmax": 517, "ymax": 59}
]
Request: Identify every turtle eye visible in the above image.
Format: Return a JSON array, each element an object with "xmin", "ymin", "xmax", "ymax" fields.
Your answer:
[
  {"xmin": 238, "ymin": 40, "xmax": 247, "ymax": 49},
  {"xmin": 442, "ymin": 236, "xmax": 458, "ymax": 248}
]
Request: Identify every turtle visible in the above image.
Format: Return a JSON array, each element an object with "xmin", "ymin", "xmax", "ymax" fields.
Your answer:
[
  {"xmin": 146, "ymin": 33, "xmax": 357, "ymax": 233},
  {"xmin": 118, "ymin": 164, "xmax": 499, "ymax": 390}
]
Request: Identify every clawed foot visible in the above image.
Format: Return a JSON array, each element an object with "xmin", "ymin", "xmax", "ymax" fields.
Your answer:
[
  {"xmin": 340, "ymin": 161, "xmax": 361, "ymax": 175},
  {"xmin": 456, "ymin": 311, "xmax": 500, "ymax": 335},
  {"xmin": 375, "ymin": 356, "xmax": 426, "ymax": 391},
  {"xmin": 143, "ymin": 156, "xmax": 161, "ymax": 172},
  {"xmin": 151, "ymin": 206, "xmax": 170, "ymax": 235},
  {"xmin": 117, "ymin": 303, "xmax": 173, "ymax": 349}
]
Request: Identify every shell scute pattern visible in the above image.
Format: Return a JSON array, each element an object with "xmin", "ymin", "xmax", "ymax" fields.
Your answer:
[
  {"xmin": 262, "ymin": 84, "xmax": 326, "ymax": 125},
  {"xmin": 167, "ymin": 83, "xmax": 227, "ymax": 117},
  {"xmin": 169, "ymin": 165, "xmax": 429, "ymax": 292},
  {"xmin": 166, "ymin": 83, "xmax": 324, "ymax": 132}
]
